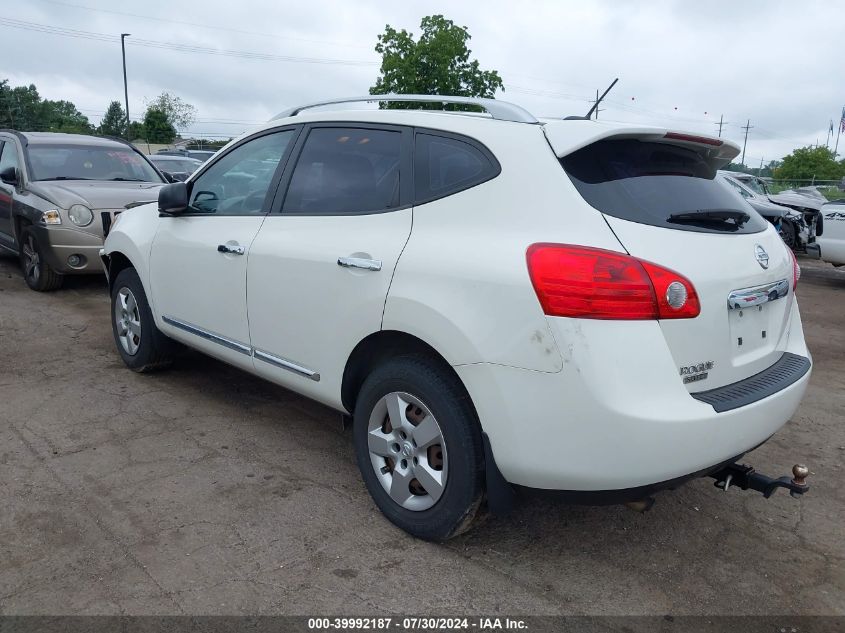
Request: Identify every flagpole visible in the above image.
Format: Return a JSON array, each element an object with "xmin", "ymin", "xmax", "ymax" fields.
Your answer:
[{"xmin": 835, "ymin": 106, "xmax": 844, "ymax": 156}]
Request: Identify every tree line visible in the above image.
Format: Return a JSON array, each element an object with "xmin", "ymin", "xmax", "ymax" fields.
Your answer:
[{"xmin": 0, "ymin": 79, "xmax": 200, "ymax": 144}]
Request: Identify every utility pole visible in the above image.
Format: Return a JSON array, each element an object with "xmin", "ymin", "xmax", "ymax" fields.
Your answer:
[
  {"xmin": 826, "ymin": 120, "xmax": 834, "ymax": 148},
  {"xmin": 835, "ymin": 106, "xmax": 844, "ymax": 157},
  {"xmin": 759, "ymin": 156, "xmax": 764, "ymax": 175},
  {"xmin": 714, "ymin": 114, "xmax": 728, "ymax": 137},
  {"xmin": 585, "ymin": 78, "xmax": 618, "ymax": 120},
  {"xmin": 593, "ymin": 90, "xmax": 604, "ymax": 120},
  {"xmin": 121, "ymin": 33, "xmax": 131, "ymax": 138},
  {"xmin": 741, "ymin": 119, "xmax": 753, "ymax": 167}
]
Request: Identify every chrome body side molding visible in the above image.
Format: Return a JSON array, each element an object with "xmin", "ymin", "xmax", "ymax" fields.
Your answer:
[
  {"xmin": 162, "ymin": 316, "xmax": 252, "ymax": 356},
  {"xmin": 162, "ymin": 316, "xmax": 320, "ymax": 381},
  {"xmin": 253, "ymin": 349, "xmax": 321, "ymax": 382}
]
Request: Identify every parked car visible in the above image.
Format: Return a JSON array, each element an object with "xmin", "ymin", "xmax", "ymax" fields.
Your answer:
[
  {"xmin": 155, "ymin": 148, "xmax": 216, "ymax": 162},
  {"xmin": 718, "ymin": 171, "xmax": 809, "ymax": 250},
  {"xmin": 102, "ymin": 95, "xmax": 811, "ymax": 540},
  {"xmin": 817, "ymin": 200, "xmax": 845, "ymax": 266},
  {"xmin": 148, "ymin": 154, "xmax": 203, "ymax": 182},
  {"xmin": 730, "ymin": 172, "xmax": 824, "ymax": 256},
  {"xmin": 0, "ymin": 131, "xmax": 164, "ymax": 291}
]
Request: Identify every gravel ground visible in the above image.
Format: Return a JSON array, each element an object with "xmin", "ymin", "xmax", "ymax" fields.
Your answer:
[{"xmin": 0, "ymin": 253, "xmax": 843, "ymax": 616}]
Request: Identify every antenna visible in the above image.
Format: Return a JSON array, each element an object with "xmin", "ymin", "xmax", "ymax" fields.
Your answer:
[{"xmin": 585, "ymin": 78, "xmax": 619, "ymax": 120}]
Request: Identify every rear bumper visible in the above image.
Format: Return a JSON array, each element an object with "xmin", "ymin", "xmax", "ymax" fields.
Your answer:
[
  {"xmin": 456, "ymin": 303, "xmax": 811, "ymax": 491},
  {"xmin": 31, "ymin": 225, "xmax": 105, "ymax": 275}
]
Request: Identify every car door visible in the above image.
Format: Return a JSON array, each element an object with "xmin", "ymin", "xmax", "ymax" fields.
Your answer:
[
  {"xmin": 149, "ymin": 127, "xmax": 299, "ymax": 371},
  {"xmin": 0, "ymin": 138, "xmax": 21, "ymax": 249},
  {"xmin": 247, "ymin": 124, "xmax": 413, "ymax": 406}
]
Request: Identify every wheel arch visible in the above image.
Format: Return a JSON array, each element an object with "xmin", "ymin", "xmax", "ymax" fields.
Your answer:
[
  {"xmin": 341, "ymin": 329, "xmax": 516, "ymax": 514},
  {"xmin": 103, "ymin": 250, "xmax": 135, "ymax": 293},
  {"xmin": 341, "ymin": 330, "xmax": 468, "ymax": 416}
]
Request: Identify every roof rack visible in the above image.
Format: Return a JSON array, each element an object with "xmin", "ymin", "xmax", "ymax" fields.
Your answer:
[{"xmin": 272, "ymin": 94, "xmax": 538, "ymax": 124}]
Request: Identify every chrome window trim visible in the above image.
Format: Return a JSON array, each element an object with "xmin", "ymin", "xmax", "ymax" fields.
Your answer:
[
  {"xmin": 253, "ymin": 348, "xmax": 321, "ymax": 382},
  {"xmin": 162, "ymin": 316, "xmax": 252, "ymax": 356},
  {"xmin": 727, "ymin": 279, "xmax": 790, "ymax": 310}
]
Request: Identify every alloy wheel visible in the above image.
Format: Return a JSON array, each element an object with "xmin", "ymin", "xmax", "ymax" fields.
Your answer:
[
  {"xmin": 367, "ymin": 391, "xmax": 448, "ymax": 511},
  {"xmin": 114, "ymin": 287, "xmax": 142, "ymax": 355},
  {"xmin": 22, "ymin": 236, "xmax": 40, "ymax": 284}
]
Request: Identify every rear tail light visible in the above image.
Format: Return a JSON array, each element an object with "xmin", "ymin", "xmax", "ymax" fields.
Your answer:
[
  {"xmin": 788, "ymin": 248, "xmax": 800, "ymax": 290},
  {"xmin": 526, "ymin": 244, "xmax": 700, "ymax": 320}
]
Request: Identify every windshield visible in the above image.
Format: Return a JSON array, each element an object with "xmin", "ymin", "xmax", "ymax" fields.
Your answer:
[{"xmin": 28, "ymin": 145, "xmax": 163, "ymax": 182}]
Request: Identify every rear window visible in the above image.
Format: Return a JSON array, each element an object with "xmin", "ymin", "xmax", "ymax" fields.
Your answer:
[{"xmin": 561, "ymin": 139, "xmax": 767, "ymax": 234}]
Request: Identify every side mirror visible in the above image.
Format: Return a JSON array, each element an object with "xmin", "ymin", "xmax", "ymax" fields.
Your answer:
[
  {"xmin": 158, "ymin": 182, "xmax": 189, "ymax": 215},
  {"xmin": 0, "ymin": 166, "xmax": 18, "ymax": 186}
]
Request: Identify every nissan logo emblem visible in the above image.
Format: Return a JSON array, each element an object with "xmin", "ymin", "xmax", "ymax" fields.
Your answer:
[{"xmin": 754, "ymin": 244, "xmax": 769, "ymax": 269}]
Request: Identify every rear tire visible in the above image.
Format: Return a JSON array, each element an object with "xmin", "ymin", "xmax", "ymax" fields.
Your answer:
[
  {"xmin": 20, "ymin": 227, "xmax": 63, "ymax": 291},
  {"xmin": 111, "ymin": 267, "xmax": 178, "ymax": 372},
  {"xmin": 353, "ymin": 355, "xmax": 485, "ymax": 541}
]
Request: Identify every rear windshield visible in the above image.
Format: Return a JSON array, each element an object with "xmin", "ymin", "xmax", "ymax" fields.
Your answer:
[
  {"xmin": 561, "ymin": 139, "xmax": 767, "ymax": 234},
  {"xmin": 28, "ymin": 145, "xmax": 163, "ymax": 183}
]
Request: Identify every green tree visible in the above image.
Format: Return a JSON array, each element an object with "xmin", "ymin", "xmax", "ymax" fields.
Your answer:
[
  {"xmin": 144, "ymin": 92, "xmax": 196, "ymax": 130},
  {"xmin": 0, "ymin": 79, "xmax": 93, "ymax": 133},
  {"xmin": 142, "ymin": 107, "xmax": 176, "ymax": 143},
  {"xmin": 0, "ymin": 81, "xmax": 45, "ymax": 130},
  {"xmin": 369, "ymin": 15, "xmax": 504, "ymax": 110},
  {"xmin": 98, "ymin": 100, "xmax": 127, "ymax": 138},
  {"xmin": 127, "ymin": 121, "xmax": 145, "ymax": 140},
  {"xmin": 775, "ymin": 146, "xmax": 845, "ymax": 181},
  {"xmin": 42, "ymin": 99, "xmax": 93, "ymax": 134}
]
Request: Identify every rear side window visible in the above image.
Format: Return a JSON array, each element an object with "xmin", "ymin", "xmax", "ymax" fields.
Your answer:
[
  {"xmin": 283, "ymin": 127, "xmax": 401, "ymax": 215},
  {"xmin": 562, "ymin": 139, "xmax": 767, "ymax": 234},
  {"xmin": 414, "ymin": 133, "xmax": 499, "ymax": 204}
]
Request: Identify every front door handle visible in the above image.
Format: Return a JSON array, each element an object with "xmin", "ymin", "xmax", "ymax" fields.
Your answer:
[
  {"xmin": 217, "ymin": 244, "xmax": 245, "ymax": 255},
  {"xmin": 337, "ymin": 256, "xmax": 382, "ymax": 271}
]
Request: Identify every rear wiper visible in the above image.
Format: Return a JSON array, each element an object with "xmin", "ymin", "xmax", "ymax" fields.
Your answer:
[{"xmin": 668, "ymin": 209, "xmax": 751, "ymax": 226}]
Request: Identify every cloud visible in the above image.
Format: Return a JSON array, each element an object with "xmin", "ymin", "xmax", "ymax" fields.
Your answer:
[{"xmin": 4, "ymin": 0, "xmax": 844, "ymax": 161}]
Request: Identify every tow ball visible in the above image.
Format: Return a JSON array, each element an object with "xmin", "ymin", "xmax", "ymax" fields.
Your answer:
[{"xmin": 710, "ymin": 463, "xmax": 810, "ymax": 499}]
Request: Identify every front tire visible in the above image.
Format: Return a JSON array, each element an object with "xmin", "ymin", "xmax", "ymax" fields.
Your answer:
[
  {"xmin": 20, "ymin": 227, "xmax": 63, "ymax": 291},
  {"xmin": 353, "ymin": 355, "xmax": 485, "ymax": 541},
  {"xmin": 111, "ymin": 267, "xmax": 178, "ymax": 372}
]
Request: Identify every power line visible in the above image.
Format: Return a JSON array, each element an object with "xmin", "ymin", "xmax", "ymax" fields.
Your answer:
[
  {"xmin": 32, "ymin": 0, "xmax": 371, "ymax": 49},
  {"xmin": 0, "ymin": 18, "xmax": 378, "ymax": 66}
]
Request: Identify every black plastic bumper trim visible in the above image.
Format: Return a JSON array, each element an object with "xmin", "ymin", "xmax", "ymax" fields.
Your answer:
[{"xmin": 691, "ymin": 352, "xmax": 810, "ymax": 413}]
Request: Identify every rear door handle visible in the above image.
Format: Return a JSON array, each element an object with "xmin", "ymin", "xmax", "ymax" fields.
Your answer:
[
  {"xmin": 217, "ymin": 244, "xmax": 245, "ymax": 255},
  {"xmin": 337, "ymin": 256, "xmax": 382, "ymax": 271}
]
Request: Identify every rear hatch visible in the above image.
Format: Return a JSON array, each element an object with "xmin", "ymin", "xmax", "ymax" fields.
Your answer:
[{"xmin": 545, "ymin": 125, "xmax": 796, "ymax": 391}]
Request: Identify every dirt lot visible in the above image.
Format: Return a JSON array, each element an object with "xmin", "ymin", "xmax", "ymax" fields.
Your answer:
[{"xmin": 0, "ymin": 253, "xmax": 843, "ymax": 616}]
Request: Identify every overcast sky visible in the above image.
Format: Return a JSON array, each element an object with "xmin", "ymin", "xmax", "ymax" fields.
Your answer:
[{"xmin": 3, "ymin": 0, "xmax": 844, "ymax": 164}]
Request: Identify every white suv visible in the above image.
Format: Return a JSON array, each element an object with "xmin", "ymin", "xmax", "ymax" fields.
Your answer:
[{"xmin": 102, "ymin": 95, "xmax": 811, "ymax": 540}]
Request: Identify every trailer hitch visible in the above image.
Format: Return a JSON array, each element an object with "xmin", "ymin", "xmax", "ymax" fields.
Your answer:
[{"xmin": 710, "ymin": 463, "xmax": 809, "ymax": 499}]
